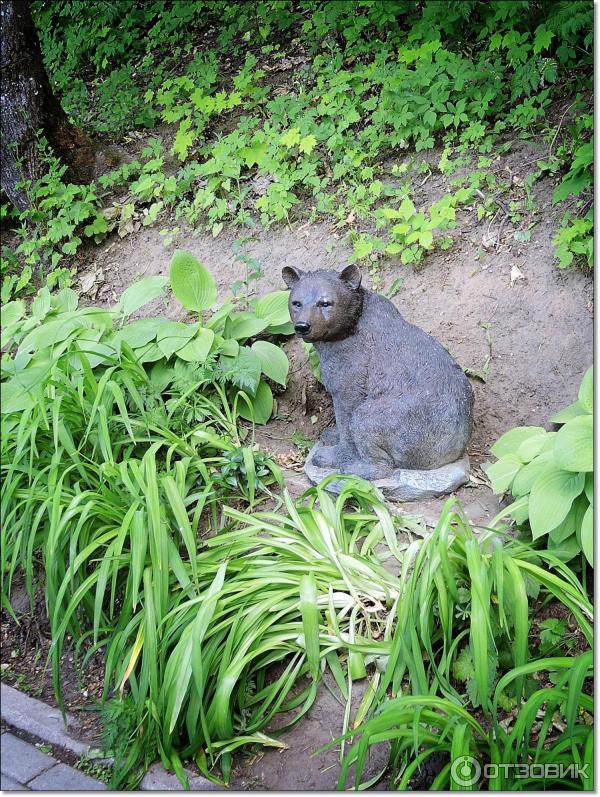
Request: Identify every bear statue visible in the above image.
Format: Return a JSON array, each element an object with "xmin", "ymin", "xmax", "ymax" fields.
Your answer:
[{"xmin": 282, "ymin": 264, "xmax": 474, "ymax": 497}]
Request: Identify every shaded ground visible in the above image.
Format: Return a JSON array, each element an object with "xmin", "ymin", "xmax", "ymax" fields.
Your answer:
[{"xmin": 2, "ymin": 136, "xmax": 593, "ymax": 790}]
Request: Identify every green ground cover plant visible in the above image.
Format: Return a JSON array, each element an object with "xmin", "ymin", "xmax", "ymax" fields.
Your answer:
[{"xmin": 1, "ymin": 1, "xmax": 592, "ymax": 301}]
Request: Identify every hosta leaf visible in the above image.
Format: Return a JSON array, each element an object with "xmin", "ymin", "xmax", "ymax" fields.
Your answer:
[
  {"xmin": 225, "ymin": 312, "xmax": 269, "ymax": 341},
  {"xmin": 149, "ymin": 360, "xmax": 174, "ymax": 391},
  {"xmin": 254, "ymin": 290, "xmax": 291, "ymax": 327},
  {"xmin": 135, "ymin": 342, "xmax": 164, "ymax": 363},
  {"xmin": 32, "ymin": 289, "xmax": 52, "ymax": 321},
  {"xmin": 156, "ymin": 322, "xmax": 198, "ymax": 358},
  {"xmin": 176, "ymin": 328, "xmax": 215, "ymax": 362},
  {"xmin": 1, "ymin": 377, "xmax": 38, "ymax": 414},
  {"xmin": 114, "ymin": 318, "xmax": 168, "ymax": 349},
  {"xmin": 549, "ymin": 495, "xmax": 587, "ymax": 543},
  {"xmin": 216, "ymin": 338, "xmax": 239, "ymax": 357},
  {"xmin": 553, "ymin": 415, "xmax": 593, "ymax": 472},
  {"xmin": 484, "ymin": 454, "xmax": 522, "ymax": 493},
  {"xmin": 265, "ymin": 321, "xmax": 294, "ymax": 336},
  {"xmin": 1, "ymin": 300, "xmax": 25, "ymax": 330},
  {"xmin": 528, "ymin": 469, "xmax": 585, "ymax": 539},
  {"xmin": 578, "ymin": 366, "xmax": 593, "ymax": 412},
  {"xmin": 503, "ymin": 495, "xmax": 530, "ymax": 523},
  {"xmin": 17, "ymin": 314, "xmax": 89, "ymax": 354},
  {"xmin": 169, "ymin": 250, "xmax": 217, "ymax": 312},
  {"xmin": 490, "ymin": 426, "xmax": 545, "ymax": 459},
  {"xmin": 238, "ymin": 379, "xmax": 273, "ymax": 424},
  {"xmin": 517, "ymin": 432, "xmax": 552, "ymax": 463},
  {"xmin": 251, "ymin": 341, "xmax": 289, "ymax": 386},
  {"xmin": 580, "ymin": 504, "xmax": 593, "ymax": 565},
  {"xmin": 584, "ymin": 472, "xmax": 593, "ymax": 503},
  {"xmin": 546, "ymin": 533, "xmax": 581, "ymax": 561},
  {"xmin": 550, "ymin": 400, "xmax": 587, "ymax": 424},
  {"xmin": 117, "ymin": 275, "xmax": 169, "ymax": 317}
]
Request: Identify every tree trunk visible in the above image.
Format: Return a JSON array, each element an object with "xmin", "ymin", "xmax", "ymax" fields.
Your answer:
[{"xmin": 0, "ymin": 0, "xmax": 94, "ymax": 210}]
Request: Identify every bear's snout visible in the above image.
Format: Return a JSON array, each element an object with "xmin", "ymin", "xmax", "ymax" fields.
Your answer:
[{"xmin": 294, "ymin": 321, "xmax": 311, "ymax": 336}]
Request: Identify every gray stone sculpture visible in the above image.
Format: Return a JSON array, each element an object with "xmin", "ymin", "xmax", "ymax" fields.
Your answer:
[{"xmin": 282, "ymin": 264, "xmax": 474, "ymax": 499}]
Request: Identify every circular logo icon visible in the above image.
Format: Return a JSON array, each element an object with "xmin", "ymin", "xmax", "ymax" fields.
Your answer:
[{"xmin": 451, "ymin": 755, "xmax": 481, "ymax": 788}]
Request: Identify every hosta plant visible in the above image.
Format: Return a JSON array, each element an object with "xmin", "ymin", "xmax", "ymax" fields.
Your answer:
[
  {"xmin": 1, "ymin": 251, "xmax": 292, "ymax": 426},
  {"xmin": 485, "ymin": 367, "xmax": 593, "ymax": 565}
]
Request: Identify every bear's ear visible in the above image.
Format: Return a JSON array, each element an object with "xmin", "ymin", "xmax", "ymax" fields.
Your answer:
[
  {"xmin": 339, "ymin": 264, "xmax": 362, "ymax": 290},
  {"xmin": 282, "ymin": 266, "xmax": 303, "ymax": 288}
]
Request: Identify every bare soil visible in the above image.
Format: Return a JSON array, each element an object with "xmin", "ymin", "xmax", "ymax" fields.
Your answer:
[{"xmin": 2, "ymin": 135, "xmax": 593, "ymax": 790}]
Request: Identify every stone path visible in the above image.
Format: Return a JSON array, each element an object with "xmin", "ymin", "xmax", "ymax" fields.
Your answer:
[
  {"xmin": 0, "ymin": 684, "xmax": 218, "ymax": 791},
  {"xmin": 0, "ymin": 732, "xmax": 106, "ymax": 790}
]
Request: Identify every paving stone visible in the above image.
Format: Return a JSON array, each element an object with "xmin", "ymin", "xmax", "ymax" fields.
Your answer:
[
  {"xmin": 0, "ymin": 684, "xmax": 89, "ymax": 756},
  {"xmin": 28, "ymin": 763, "xmax": 106, "ymax": 791},
  {"xmin": 0, "ymin": 772, "xmax": 29, "ymax": 790},
  {"xmin": 0, "ymin": 733, "xmax": 56, "ymax": 782},
  {"xmin": 140, "ymin": 762, "xmax": 219, "ymax": 791}
]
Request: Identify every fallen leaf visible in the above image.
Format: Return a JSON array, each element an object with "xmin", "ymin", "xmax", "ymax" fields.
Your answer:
[{"xmin": 510, "ymin": 264, "xmax": 525, "ymax": 285}]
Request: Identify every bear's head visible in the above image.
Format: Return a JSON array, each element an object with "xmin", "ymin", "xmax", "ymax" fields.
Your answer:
[{"xmin": 281, "ymin": 265, "xmax": 363, "ymax": 342}]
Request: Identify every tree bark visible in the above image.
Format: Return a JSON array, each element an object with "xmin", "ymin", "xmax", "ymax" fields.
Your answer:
[{"xmin": 0, "ymin": 0, "xmax": 94, "ymax": 210}]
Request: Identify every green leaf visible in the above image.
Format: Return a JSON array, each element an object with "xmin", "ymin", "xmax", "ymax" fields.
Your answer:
[
  {"xmin": 241, "ymin": 143, "xmax": 268, "ymax": 168},
  {"xmin": 419, "ymin": 229, "xmax": 433, "ymax": 248},
  {"xmin": 517, "ymin": 432, "xmax": 551, "ymax": 462},
  {"xmin": 580, "ymin": 504, "xmax": 593, "ymax": 565},
  {"xmin": 83, "ymin": 215, "xmax": 109, "ymax": 236},
  {"xmin": 225, "ymin": 312, "xmax": 268, "ymax": 341},
  {"xmin": 172, "ymin": 118, "xmax": 194, "ymax": 161},
  {"xmin": 548, "ymin": 496, "xmax": 586, "ymax": 543},
  {"xmin": 452, "ymin": 647, "xmax": 475, "ymax": 682},
  {"xmin": 299, "ymin": 573, "xmax": 320, "ymax": 680},
  {"xmin": 156, "ymin": 322, "xmax": 198, "ymax": 358},
  {"xmin": 528, "ymin": 470, "xmax": 585, "ymax": 539},
  {"xmin": 238, "ymin": 379, "xmax": 273, "ymax": 424},
  {"xmin": 550, "ymin": 400, "xmax": 587, "ymax": 424},
  {"xmin": 118, "ymin": 276, "xmax": 169, "ymax": 317},
  {"xmin": 490, "ymin": 426, "xmax": 545, "ymax": 459},
  {"xmin": 484, "ymin": 454, "xmax": 522, "ymax": 493},
  {"xmin": 547, "ymin": 533, "xmax": 581, "ymax": 561},
  {"xmin": 169, "ymin": 251, "xmax": 217, "ymax": 312},
  {"xmin": 219, "ymin": 347, "xmax": 261, "ymax": 395},
  {"xmin": 176, "ymin": 328, "xmax": 215, "ymax": 362},
  {"xmin": 533, "ymin": 25, "xmax": 554, "ymax": 55},
  {"xmin": 511, "ymin": 453, "xmax": 555, "ymax": 498},
  {"xmin": 578, "ymin": 367, "xmax": 593, "ymax": 412},
  {"xmin": 1, "ymin": 299, "xmax": 25, "ymax": 329},
  {"xmin": 385, "ymin": 242, "xmax": 403, "ymax": 255},
  {"xmin": 553, "ymin": 415, "xmax": 592, "ymax": 472},
  {"xmin": 254, "ymin": 290, "xmax": 291, "ymax": 326},
  {"xmin": 251, "ymin": 341, "xmax": 289, "ymax": 386},
  {"xmin": 113, "ymin": 318, "xmax": 166, "ymax": 349},
  {"xmin": 281, "ymin": 127, "xmax": 301, "ymax": 148},
  {"xmin": 299, "ymin": 134, "xmax": 317, "ymax": 155},
  {"xmin": 584, "ymin": 472, "xmax": 593, "ymax": 503}
]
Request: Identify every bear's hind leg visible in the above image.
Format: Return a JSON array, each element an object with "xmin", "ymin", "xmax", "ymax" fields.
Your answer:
[{"xmin": 349, "ymin": 397, "xmax": 430, "ymax": 473}]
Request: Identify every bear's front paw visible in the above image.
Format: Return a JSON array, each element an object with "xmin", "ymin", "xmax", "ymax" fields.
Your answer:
[
  {"xmin": 320, "ymin": 426, "xmax": 339, "ymax": 447},
  {"xmin": 312, "ymin": 442, "xmax": 351, "ymax": 469}
]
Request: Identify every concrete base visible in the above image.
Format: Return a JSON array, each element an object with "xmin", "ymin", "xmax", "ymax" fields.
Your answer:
[{"xmin": 304, "ymin": 443, "xmax": 470, "ymax": 501}]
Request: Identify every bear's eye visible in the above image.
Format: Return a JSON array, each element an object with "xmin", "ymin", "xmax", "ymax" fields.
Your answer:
[
  {"xmin": 318, "ymin": 300, "xmax": 332, "ymax": 308},
  {"xmin": 292, "ymin": 300, "xmax": 302, "ymax": 308}
]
